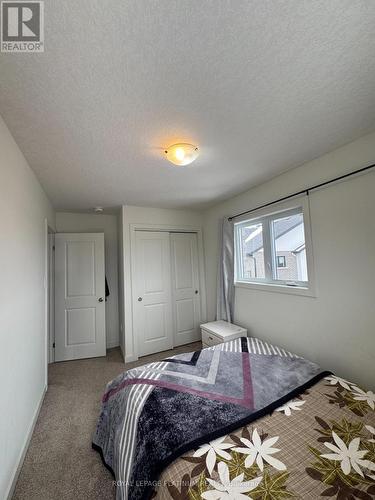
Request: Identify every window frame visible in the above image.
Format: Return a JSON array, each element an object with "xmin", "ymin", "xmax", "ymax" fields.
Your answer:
[{"xmin": 234, "ymin": 195, "xmax": 316, "ymax": 297}]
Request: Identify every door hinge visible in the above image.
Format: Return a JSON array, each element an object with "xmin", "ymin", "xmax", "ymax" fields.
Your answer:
[
  {"xmin": 52, "ymin": 245, "xmax": 55, "ymax": 251},
  {"xmin": 53, "ymin": 342, "xmax": 55, "ymax": 348}
]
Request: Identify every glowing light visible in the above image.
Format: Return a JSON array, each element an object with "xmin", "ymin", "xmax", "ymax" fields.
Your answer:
[{"xmin": 164, "ymin": 143, "xmax": 199, "ymax": 166}]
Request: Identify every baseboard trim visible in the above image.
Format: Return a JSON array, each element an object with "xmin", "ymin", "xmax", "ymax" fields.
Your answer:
[
  {"xmin": 106, "ymin": 340, "xmax": 120, "ymax": 349},
  {"xmin": 5, "ymin": 385, "xmax": 47, "ymax": 500},
  {"xmin": 125, "ymin": 353, "xmax": 137, "ymax": 363}
]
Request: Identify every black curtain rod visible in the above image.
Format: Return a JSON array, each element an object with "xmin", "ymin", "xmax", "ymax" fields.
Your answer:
[{"xmin": 228, "ymin": 163, "xmax": 375, "ymax": 221}]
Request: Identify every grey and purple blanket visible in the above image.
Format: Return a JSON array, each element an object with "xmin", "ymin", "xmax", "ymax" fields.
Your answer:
[{"xmin": 93, "ymin": 337, "xmax": 329, "ymax": 500}]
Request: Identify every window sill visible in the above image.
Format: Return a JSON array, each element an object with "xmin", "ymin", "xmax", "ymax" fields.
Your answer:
[{"xmin": 234, "ymin": 280, "xmax": 316, "ymax": 297}]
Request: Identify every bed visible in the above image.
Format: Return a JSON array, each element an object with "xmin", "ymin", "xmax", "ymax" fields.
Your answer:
[{"xmin": 93, "ymin": 337, "xmax": 375, "ymax": 500}]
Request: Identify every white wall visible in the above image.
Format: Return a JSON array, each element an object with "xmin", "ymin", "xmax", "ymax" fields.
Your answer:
[
  {"xmin": 0, "ymin": 116, "xmax": 55, "ymax": 499},
  {"xmin": 203, "ymin": 131, "xmax": 375, "ymax": 388},
  {"xmin": 55, "ymin": 212, "xmax": 120, "ymax": 349},
  {"xmin": 121, "ymin": 205, "xmax": 204, "ymax": 362}
]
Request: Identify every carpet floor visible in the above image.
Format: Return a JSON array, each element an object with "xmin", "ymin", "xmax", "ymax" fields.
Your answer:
[{"xmin": 12, "ymin": 342, "xmax": 201, "ymax": 500}]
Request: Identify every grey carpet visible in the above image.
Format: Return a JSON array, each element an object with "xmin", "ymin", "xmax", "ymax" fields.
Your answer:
[{"xmin": 12, "ymin": 342, "xmax": 201, "ymax": 500}]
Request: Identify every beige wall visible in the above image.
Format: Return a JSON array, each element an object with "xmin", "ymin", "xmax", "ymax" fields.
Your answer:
[
  {"xmin": 0, "ymin": 116, "xmax": 55, "ymax": 499},
  {"xmin": 55, "ymin": 212, "xmax": 120, "ymax": 348},
  {"xmin": 203, "ymin": 131, "xmax": 375, "ymax": 388}
]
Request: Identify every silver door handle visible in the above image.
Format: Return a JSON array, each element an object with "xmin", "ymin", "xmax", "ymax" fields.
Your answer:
[
  {"xmin": 138, "ymin": 297, "xmax": 143, "ymax": 302},
  {"xmin": 98, "ymin": 297, "xmax": 104, "ymax": 302}
]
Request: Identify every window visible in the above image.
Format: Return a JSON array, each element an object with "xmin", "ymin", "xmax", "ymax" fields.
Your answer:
[
  {"xmin": 239, "ymin": 222, "xmax": 265, "ymax": 280},
  {"xmin": 234, "ymin": 198, "xmax": 314, "ymax": 294},
  {"xmin": 276, "ymin": 256, "xmax": 286, "ymax": 268}
]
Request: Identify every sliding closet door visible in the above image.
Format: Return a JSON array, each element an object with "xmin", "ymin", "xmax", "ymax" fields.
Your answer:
[
  {"xmin": 133, "ymin": 231, "xmax": 173, "ymax": 356},
  {"xmin": 171, "ymin": 233, "xmax": 201, "ymax": 346}
]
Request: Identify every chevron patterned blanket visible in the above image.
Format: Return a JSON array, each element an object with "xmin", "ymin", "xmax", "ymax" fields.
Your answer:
[{"xmin": 93, "ymin": 337, "xmax": 329, "ymax": 500}]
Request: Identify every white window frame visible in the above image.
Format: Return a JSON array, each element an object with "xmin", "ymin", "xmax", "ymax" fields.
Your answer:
[{"xmin": 234, "ymin": 195, "xmax": 316, "ymax": 297}]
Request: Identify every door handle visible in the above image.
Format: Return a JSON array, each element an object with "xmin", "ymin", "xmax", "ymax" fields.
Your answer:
[
  {"xmin": 138, "ymin": 297, "xmax": 143, "ymax": 302},
  {"xmin": 195, "ymin": 290, "xmax": 199, "ymax": 294},
  {"xmin": 98, "ymin": 297, "xmax": 104, "ymax": 302}
]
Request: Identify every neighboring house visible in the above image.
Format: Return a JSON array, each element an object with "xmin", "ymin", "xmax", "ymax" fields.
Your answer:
[{"xmin": 242, "ymin": 214, "xmax": 308, "ymax": 282}]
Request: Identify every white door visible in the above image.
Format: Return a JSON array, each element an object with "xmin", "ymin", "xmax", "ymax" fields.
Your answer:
[
  {"xmin": 171, "ymin": 233, "xmax": 201, "ymax": 346},
  {"xmin": 54, "ymin": 233, "xmax": 106, "ymax": 361},
  {"xmin": 134, "ymin": 231, "xmax": 173, "ymax": 357}
]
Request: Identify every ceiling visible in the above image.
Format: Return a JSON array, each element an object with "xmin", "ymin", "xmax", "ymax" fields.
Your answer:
[{"xmin": 1, "ymin": 1, "xmax": 375, "ymax": 211}]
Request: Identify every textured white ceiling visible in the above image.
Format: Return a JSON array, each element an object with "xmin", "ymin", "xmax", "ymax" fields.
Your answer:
[{"xmin": 1, "ymin": 0, "xmax": 375, "ymax": 210}]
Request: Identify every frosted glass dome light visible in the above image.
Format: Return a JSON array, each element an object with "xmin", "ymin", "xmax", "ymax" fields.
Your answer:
[{"xmin": 164, "ymin": 143, "xmax": 199, "ymax": 166}]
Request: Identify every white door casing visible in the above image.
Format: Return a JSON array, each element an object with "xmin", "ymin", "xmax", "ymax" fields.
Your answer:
[
  {"xmin": 171, "ymin": 233, "xmax": 201, "ymax": 346},
  {"xmin": 54, "ymin": 233, "xmax": 106, "ymax": 361},
  {"xmin": 48, "ymin": 232, "xmax": 55, "ymax": 363},
  {"xmin": 134, "ymin": 231, "xmax": 173, "ymax": 357}
]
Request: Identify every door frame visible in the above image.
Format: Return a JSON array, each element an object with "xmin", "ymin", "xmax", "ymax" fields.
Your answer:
[
  {"xmin": 128, "ymin": 223, "xmax": 207, "ymax": 362},
  {"xmin": 48, "ymin": 230, "xmax": 55, "ymax": 364},
  {"xmin": 44, "ymin": 220, "xmax": 55, "ymax": 386}
]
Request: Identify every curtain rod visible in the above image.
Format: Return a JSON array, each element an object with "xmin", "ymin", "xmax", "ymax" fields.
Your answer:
[{"xmin": 228, "ymin": 163, "xmax": 375, "ymax": 221}]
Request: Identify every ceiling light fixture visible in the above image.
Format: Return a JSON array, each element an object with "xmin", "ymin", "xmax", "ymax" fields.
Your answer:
[
  {"xmin": 164, "ymin": 143, "xmax": 199, "ymax": 166},
  {"xmin": 94, "ymin": 207, "xmax": 103, "ymax": 213}
]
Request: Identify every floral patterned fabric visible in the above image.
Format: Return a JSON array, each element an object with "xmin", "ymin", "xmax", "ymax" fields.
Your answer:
[
  {"xmin": 154, "ymin": 376, "xmax": 375, "ymax": 499},
  {"xmin": 94, "ymin": 336, "xmax": 325, "ymax": 500}
]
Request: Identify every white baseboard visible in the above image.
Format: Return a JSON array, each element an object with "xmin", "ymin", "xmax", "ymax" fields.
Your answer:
[
  {"xmin": 106, "ymin": 339, "xmax": 120, "ymax": 349},
  {"xmin": 125, "ymin": 353, "xmax": 137, "ymax": 363},
  {"xmin": 6, "ymin": 386, "xmax": 47, "ymax": 500}
]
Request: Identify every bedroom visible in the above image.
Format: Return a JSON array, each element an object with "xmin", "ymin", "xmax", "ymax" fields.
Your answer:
[{"xmin": 0, "ymin": 1, "xmax": 374, "ymax": 499}]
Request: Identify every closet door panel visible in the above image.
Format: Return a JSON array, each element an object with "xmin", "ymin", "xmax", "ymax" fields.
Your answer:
[
  {"xmin": 171, "ymin": 233, "xmax": 201, "ymax": 346},
  {"xmin": 134, "ymin": 231, "xmax": 173, "ymax": 356}
]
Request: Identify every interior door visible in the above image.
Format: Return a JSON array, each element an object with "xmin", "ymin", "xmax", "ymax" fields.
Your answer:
[
  {"xmin": 54, "ymin": 233, "xmax": 106, "ymax": 361},
  {"xmin": 171, "ymin": 233, "xmax": 201, "ymax": 346},
  {"xmin": 134, "ymin": 231, "xmax": 173, "ymax": 357}
]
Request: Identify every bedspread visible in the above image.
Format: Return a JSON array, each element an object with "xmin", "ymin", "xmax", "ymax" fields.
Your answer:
[
  {"xmin": 93, "ymin": 337, "xmax": 336, "ymax": 499},
  {"xmin": 154, "ymin": 375, "xmax": 375, "ymax": 499}
]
